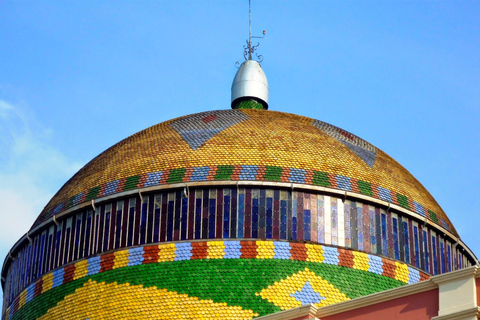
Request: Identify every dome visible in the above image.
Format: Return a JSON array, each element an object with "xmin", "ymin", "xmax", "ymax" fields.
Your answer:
[
  {"xmin": 33, "ymin": 109, "xmax": 455, "ymax": 236},
  {"xmin": 3, "ymin": 108, "xmax": 476, "ymax": 320}
]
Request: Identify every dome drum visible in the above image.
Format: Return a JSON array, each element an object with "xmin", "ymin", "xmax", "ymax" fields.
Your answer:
[{"xmin": 1, "ymin": 184, "xmax": 476, "ymax": 315}]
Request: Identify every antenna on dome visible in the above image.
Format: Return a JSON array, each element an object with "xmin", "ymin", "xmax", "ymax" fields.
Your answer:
[
  {"xmin": 231, "ymin": 0, "xmax": 269, "ymax": 110},
  {"xmin": 244, "ymin": 0, "xmax": 265, "ymax": 62}
]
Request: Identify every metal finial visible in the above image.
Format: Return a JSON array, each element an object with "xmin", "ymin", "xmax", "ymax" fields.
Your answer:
[{"xmin": 243, "ymin": 0, "xmax": 265, "ymax": 63}]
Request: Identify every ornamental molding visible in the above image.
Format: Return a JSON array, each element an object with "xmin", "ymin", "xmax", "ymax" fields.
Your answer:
[
  {"xmin": 431, "ymin": 306, "xmax": 480, "ymax": 320},
  {"xmin": 255, "ymin": 305, "xmax": 319, "ymax": 320},
  {"xmin": 431, "ymin": 265, "xmax": 478, "ymax": 285}
]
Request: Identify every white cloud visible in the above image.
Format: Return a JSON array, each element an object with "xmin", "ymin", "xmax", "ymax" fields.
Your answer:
[
  {"xmin": 0, "ymin": 100, "xmax": 82, "ymax": 257},
  {"xmin": 0, "ymin": 100, "xmax": 13, "ymax": 119}
]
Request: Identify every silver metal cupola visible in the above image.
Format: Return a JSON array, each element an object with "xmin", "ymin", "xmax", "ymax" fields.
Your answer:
[{"xmin": 231, "ymin": 60, "xmax": 269, "ymax": 110}]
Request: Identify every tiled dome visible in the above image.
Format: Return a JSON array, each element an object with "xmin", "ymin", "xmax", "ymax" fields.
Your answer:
[{"xmin": 33, "ymin": 109, "xmax": 455, "ymax": 236}]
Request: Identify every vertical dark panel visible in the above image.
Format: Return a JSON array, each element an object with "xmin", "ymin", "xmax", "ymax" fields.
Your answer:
[
  {"xmin": 375, "ymin": 208, "xmax": 382, "ymax": 254},
  {"xmin": 432, "ymin": 233, "xmax": 438, "ymax": 275},
  {"xmin": 127, "ymin": 199, "xmax": 136, "ymax": 247},
  {"xmin": 187, "ymin": 190, "xmax": 195, "ymax": 240},
  {"xmin": 147, "ymin": 194, "xmax": 155, "ymax": 243},
  {"xmin": 174, "ymin": 190, "xmax": 181, "ymax": 241},
  {"xmin": 286, "ymin": 191, "xmax": 292, "ymax": 240},
  {"xmin": 398, "ymin": 216, "xmax": 405, "ymax": 261},
  {"xmin": 45, "ymin": 227, "xmax": 53, "ymax": 272},
  {"xmin": 280, "ymin": 192, "xmax": 287, "ymax": 240},
  {"xmin": 181, "ymin": 193, "xmax": 188, "ymax": 241},
  {"xmin": 49, "ymin": 224, "xmax": 58, "ymax": 270},
  {"xmin": 96, "ymin": 206, "xmax": 104, "ymax": 254},
  {"xmin": 39, "ymin": 230, "xmax": 47, "ymax": 275},
  {"xmin": 350, "ymin": 202, "xmax": 358, "ymax": 250},
  {"xmin": 208, "ymin": 189, "xmax": 216, "ymax": 239},
  {"xmin": 18, "ymin": 247, "xmax": 25, "ymax": 291},
  {"xmin": 26, "ymin": 241, "xmax": 33, "ymax": 284},
  {"xmin": 413, "ymin": 224, "xmax": 420, "ymax": 268},
  {"xmin": 423, "ymin": 228, "xmax": 429, "ymax": 273},
  {"xmin": 58, "ymin": 220, "xmax": 66, "ymax": 268},
  {"xmin": 139, "ymin": 197, "xmax": 149, "ymax": 245},
  {"xmin": 387, "ymin": 210, "xmax": 394, "ymax": 259},
  {"xmin": 237, "ymin": 189, "xmax": 244, "ymax": 238},
  {"xmin": 440, "ymin": 237, "xmax": 445, "ymax": 273},
  {"xmin": 216, "ymin": 189, "xmax": 223, "ymax": 239},
  {"xmin": 74, "ymin": 213, "xmax": 83, "ymax": 260},
  {"xmin": 427, "ymin": 228, "xmax": 433, "ymax": 274},
  {"xmin": 109, "ymin": 202, "xmax": 117, "ymax": 251},
  {"xmin": 408, "ymin": 220, "xmax": 415, "ymax": 265},
  {"xmin": 160, "ymin": 193, "xmax": 168, "ymax": 242},
  {"xmin": 194, "ymin": 190, "xmax": 202, "ymax": 239},
  {"xmin": 404, "ymin": 221, "xmax": 411, "ymax": 264},
  {"xmin": 291, "ymin": 192, "xmax": 297, "ymax": 241},
  {"xmin": 53, "ymin": 223, "xmax": 62, "ymax": 269},
  {"xmin": 133, "ymin": 196, "xmax": 141, "ymax": 245},
  {"xmin": 230, "ymin": 188, "xmax": 237, "ymax": 238},
  {"xmin": 84, "ymin": 211, "xmax": 93, "ymax": 256},
  {"xmin": 103, "ymin": 205, "xmax": 111, "ymax": 251},
  {"xmin": 63, "ymin": 219, "xmax": 71, "ymax": 265},
  {"xmin": 273, "ymin": 189, "xmax": 280, "ymax": 239},
  {"xmin": 153, "ymin": 195, "xmax": 161, "ymax": 243},
  {"xmin": 68, "ymin": 216, "xmax": 76, "ymax": 263},
  {"xmin": 381, "ymin": 212, "xmax": 388, "ymax": 256},
  {"xmin": 266, "ymin": 190, "xmax": 273, "ymax": 239},
  {"xmin": 418, "ymin": 224, "xmax": 424, "ymax": 270},
  {"xmin": 31, "ymin": 236, "xmax": 38, "ymax": 281},
  {"xmin": 62, "ymin": 220, "xmax": 72, "ymax": 265},
  {"xmin": 392, "ymin": 216, "xmax": 399, "ymax": 260},
  {"xmin": 297, "ymin": 192, "xmax": 305, "ymax": 241},
  {"xmin": 222, "ymin": 189, "xmax": 232, "ymax": 239},
  {"xmin": 202, "ymin": 189, "xmax": 209, "ymax": 239},
  {"xmin": 223, "ymin": 189, "xmax": 230, "ymax": 238},
  {"xmin": 115, "ymin": 201, "xmax": 124, "ymax": 249},
  {"xmin": 258, "ymin": 189, "xmax": 266, "ymax": 239},
  {"xmin": 167, "ymin": 192, "xmax": 175, "ymax": 241},
  {"xmin": 76, "ymin": 212, "xmax": 85, "ymax": 260},
  {"xmin": 121, "ymin": 200, "xmax": 129, "ymax": 248},
  {"xmin": 244, "ymin": 188, "xmax": 252, "ymax": 238},
  {"xmin": 251, "ymin": 189, "xmax": 259, "ymax": 238}
]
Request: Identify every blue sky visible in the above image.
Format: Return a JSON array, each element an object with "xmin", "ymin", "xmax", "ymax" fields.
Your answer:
[{"xmin": 0, "ymin": 0, "xmax": 479, "ymax": 303}]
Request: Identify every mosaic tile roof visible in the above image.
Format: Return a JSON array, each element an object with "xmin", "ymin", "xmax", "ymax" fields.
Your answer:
[
  {"xmin": 4, "ymin": 241, "xmax": 428, "ymax": 320},
  {"xmin": 33, "ymin": 109, "xmax": 455, "ymax": 235}
]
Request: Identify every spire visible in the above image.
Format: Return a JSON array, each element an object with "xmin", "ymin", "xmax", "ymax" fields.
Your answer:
[{"xmin": 231, "ymin": 0, "xmax": 269, "ymax": 110}]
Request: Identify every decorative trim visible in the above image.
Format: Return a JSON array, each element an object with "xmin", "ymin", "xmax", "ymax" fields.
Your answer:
[
  {"xmin": 431, "ymin": 306, "xmax": 480, "ymax": 320},
  {"xmin": 34, "ymin": 165, "xmax": 450, "ymax": 232},
  {"xmin": 431, "ymin": 265, "xmax": 478, "ymax": 285},
  {"xmin": 255, "ymin": 304, "xmax": 319, "ymax": 320}
]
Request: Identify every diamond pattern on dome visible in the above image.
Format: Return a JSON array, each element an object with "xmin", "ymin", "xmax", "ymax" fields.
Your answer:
[
  {"xmin": 258, "ymin": 267, "xmax": 350, "ymax": 309},
  {"xmin": 291, "ymin": 281, "xmax": 326, "ymax": 305},
  {"xmin": 312, "ymin": 119, "xmax": 377, "ymax": 167},
  {"xmin": 171, "ymin": 110, "xmax": 250, "ymax": 150}
]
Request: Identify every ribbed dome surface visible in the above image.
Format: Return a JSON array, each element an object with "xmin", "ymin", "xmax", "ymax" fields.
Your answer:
[{"xmin": 33, "ymin": 109, "xmax": 455, "ymax": 235}]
